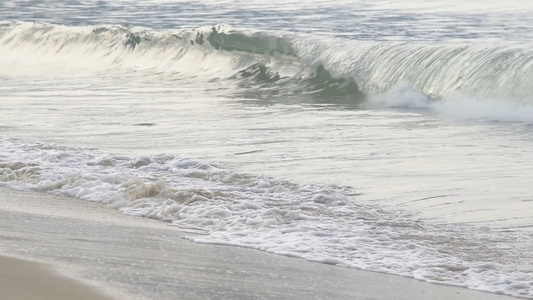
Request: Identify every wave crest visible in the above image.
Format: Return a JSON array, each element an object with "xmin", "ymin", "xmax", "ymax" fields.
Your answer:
[{"xmin": 1, "ymin": 21, "xmax": 533, "ymax": 104}]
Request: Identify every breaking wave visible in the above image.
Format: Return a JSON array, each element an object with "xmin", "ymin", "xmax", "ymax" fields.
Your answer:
[{"xmin": 1, "ymin": 21, "xmax": 533, "ymax": 105}]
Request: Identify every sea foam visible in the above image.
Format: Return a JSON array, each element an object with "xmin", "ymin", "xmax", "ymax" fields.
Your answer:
[
  {"xmin": 368, "ymin": 83, "xmax": 533, "ymax": 124},
  {"xmin": 1, "ymin": 139, "xmax": 532, "ymax": 298}
]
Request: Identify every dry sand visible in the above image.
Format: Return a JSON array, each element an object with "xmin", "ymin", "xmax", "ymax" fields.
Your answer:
[{"xmin": 0, "ymin": 187, "xmax": 521, "ymax": 300}]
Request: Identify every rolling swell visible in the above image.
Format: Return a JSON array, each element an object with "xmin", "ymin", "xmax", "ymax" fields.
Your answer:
[{"xmin": 1, "ymin": 21, "xmax": 532, "ymax": 103}]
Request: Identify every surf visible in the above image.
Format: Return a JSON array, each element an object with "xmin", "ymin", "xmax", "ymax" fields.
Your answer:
[
  {"xmin": 1, "ymin": 21, "xmax": 532, "ymax": 124},
  {"xmin": 1, "ymin": 137, "xmax": 532, "ymax": 298},
  {"xmin": 2, "ymin": 21, "xmax": 532, "ymax": 104}
]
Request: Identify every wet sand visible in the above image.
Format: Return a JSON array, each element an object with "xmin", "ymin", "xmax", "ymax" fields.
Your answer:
[
  {"xmin": 0, "ymin": 255, "xmax": 117, "ymax": 300},
  {"xmin": 0, "ymin": 187, "xmax": 520, "ymax": 300}
]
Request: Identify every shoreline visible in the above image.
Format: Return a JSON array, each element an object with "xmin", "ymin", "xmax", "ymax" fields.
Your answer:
[{"xmin": 0, "ymin": 187, "xmax": 521, "ymax": 300}]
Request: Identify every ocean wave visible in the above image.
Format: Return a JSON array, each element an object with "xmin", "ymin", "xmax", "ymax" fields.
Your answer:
[{"xmin": 1, "ymin": 21, "xmax": 532, "ymax": 104}]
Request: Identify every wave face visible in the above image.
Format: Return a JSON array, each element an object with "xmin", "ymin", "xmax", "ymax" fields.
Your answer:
[
  {"xmin": 1, "ymin": 139, "xmax": 532, "ymax": 298},
  {"xmin": 1, "ymin": 21, "xmax": 533, "ymax": 104}
]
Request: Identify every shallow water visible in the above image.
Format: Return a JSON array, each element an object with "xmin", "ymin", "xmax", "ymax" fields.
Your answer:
[{"xmin": 1, "ymin": 1, "xmax": 533, "ymax": 298}]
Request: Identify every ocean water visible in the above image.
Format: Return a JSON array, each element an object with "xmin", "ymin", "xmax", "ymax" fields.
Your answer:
[{"xmin": 1, "ymin": 0, "xmax": 533, "ymax": 298}]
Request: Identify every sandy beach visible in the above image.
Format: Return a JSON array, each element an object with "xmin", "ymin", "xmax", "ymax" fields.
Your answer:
[
  {"xmin": 0, "ymin": 255, "xmax": 117, "ymax": 300},
  {"xmin": 0, "ymin": 187, "xmax": 520, "ymax": 300}
]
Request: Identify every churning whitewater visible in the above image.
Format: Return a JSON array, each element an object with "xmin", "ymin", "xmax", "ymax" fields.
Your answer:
[
  {"xmin": 1, "ymin": 139, "xmax": 532, "ymax": 298},
  {"xmin": 1, "ymin": 1, "xmax": 533, "ymax": 299}
]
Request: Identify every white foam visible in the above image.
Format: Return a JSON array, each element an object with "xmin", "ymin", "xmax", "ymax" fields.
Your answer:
[
  {"xmin": 366, "ymin": 82, "xmax": 432, "ymax": 109},
  {"xmin": 1, "ymin": 139, "xmax": 532, "ymax": 298},
  {"xmin": 367, "ymin": 83, "xmax": 533, "ymax": 124}
]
